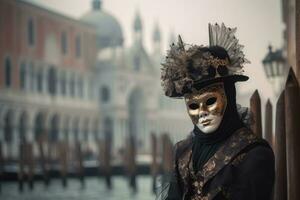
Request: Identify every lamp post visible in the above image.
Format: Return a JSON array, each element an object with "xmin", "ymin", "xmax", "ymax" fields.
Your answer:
[
  {"xmin": 262, "ymin": 45, "xmax": 289, "ymax": 200},
  {"xmin": 262, "ymin": 45, "xmax": 287, "ymax": 96}
]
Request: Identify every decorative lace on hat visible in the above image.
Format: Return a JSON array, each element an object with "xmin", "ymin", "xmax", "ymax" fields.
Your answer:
[{"xmin": 161, "ymin": 23, "xmax": 250, "ymax": 97}]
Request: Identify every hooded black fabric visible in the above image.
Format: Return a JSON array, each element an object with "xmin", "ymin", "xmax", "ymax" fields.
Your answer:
[{"xmin": 192, "ymin": 81, "xmax": 244, "ymax": 173}]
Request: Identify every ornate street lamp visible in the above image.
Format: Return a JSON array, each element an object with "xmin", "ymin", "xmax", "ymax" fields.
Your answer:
[{"xmin": 262, "ymin": 45, "xmax": 287, "ymax": 96}]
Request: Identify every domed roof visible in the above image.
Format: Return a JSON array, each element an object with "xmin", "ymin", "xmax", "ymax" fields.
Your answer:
[{"xmin": 81, "ymin": 0, "xmax": 123, "ymax": 49}]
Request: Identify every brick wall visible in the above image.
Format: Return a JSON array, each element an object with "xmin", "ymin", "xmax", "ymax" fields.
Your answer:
[{"xmin": 0, "ymin": 0, "xmax": 97, "ymax": 89}]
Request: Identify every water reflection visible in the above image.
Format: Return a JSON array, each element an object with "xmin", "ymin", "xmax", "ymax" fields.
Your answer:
[{"xmin": 2, "ymin": 176, "xmax": 156, "ymax": 200}]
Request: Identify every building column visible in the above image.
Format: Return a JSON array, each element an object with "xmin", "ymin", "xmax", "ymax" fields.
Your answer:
[
  {"xmin": 26, "ymin": 122, "xmax": 34, "ymax": 143},
  {"xmin": 84, "ymin": 77, "xmax": 89, "ymax": 100},
  {"xmin": 56, "ymin": 71, "xmax": 61, "ymax": 97},
  {"xmin": 73, "ymin": 75, "xmax": 78, "ymax": 98},
  {"xmin": 27, "ymin": 122, "xmax": 38, "ymax": 157},
  {"xmin": 65, "ymin": 72, "xmax": 70, "ymax": 97},
  {"xmin": 89, "ymin": 80, "xmax": 94, "ymax": 101}
]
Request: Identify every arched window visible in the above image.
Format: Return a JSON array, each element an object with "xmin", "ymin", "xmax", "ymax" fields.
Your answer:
[
  {"xmin": 37, "ymin": 69, "xmax": 43, "ymax": 93},
  {"xmin": 34, "ymin": 113, "xmax": 45, "ymax": 141},
  {"xmin": 61, "ymin": 72, "xmax": 66, "ymax": 96},
  {"xmin": 61, "ymin": 32, "xmax": 67, "ymax": 55},
  {"xmin": 48, "ymin": 67, "xmax": 57, "ymax": 95},
  {"xmin": 100, "ymin": 86, "xmax": 110, "ymax": 103},
  {"xmin": 73, "ymin": 119, "xmax": 79, "ymax": 141},
  {"xmin": 20, "ymin": 62, "xmax": 26, "ymax": 90},
  {"xmin": 4, "ymin": 58, "xmax": 12, "ymax": 87},
  {"xmin": 78, "ymin": 78, "xmax": 83, "ymax": 98},
  {"xmin": 19, "ymin": 113, "xmax": 27, "ymax": 142},
  {"xmin": 70, "ymin": 75, "xmax": 75, "ymax": 97},
  {"xmin": 28, "ymin": 62, "xmax": 35, "ymax": 91},
  {"xmin": 75, "ymin": 36, "xmax": 81, "ymax": 58},
  {"xmin": 49, "ymin": 115, "xmax": 59, "ymax": 142},
  {"xmin": 104, "ymin": 117, "xmax": 113, "ymax": 141},
  {"xmin": 28, "ymin": 18, "xmax": 35, "ymax": 46},
  {"xmin": 4, "ymin": 111, "xmax": 13, "ymax": 143}
]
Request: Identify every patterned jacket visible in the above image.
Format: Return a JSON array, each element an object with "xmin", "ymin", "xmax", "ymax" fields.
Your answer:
[{"xmin": 162, "ymin": 127, "xmax": 275, "ymax": 200}]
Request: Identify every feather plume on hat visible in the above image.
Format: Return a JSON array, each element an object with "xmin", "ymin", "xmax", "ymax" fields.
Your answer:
[{"xmin": 161, "ymin": 23, "xmax": 250, "ymax": 98}]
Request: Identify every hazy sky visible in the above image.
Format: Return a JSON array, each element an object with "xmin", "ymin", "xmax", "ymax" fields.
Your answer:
[{"xmin": 26, "ymin": 0, "xmax": 284, "ymax": 102}]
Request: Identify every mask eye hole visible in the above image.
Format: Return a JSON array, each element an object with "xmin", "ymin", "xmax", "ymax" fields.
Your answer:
[
  {"xmin": 188, "ymin": 103, "xmax": 199, "ymax": 110},
  {"xmin": 206, "ymin": 97, "xmax": 217, "ymax": 106}
]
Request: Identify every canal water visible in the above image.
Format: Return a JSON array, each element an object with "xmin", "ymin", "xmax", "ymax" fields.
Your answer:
[{"xmin": 1, "ymin": 176, "xmax": 157, "ymax": 200}]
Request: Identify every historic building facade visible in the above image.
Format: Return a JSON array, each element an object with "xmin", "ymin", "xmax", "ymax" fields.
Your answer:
[
  {"xmin": 81, "ymin": 0, "xmax": 191, "ymax": 156},
  {"xmin": 0, "ymin": 0, "xmax": 100, "ymax": 158},
  {"xmin": 0, "ymin": 0, "xmax": 192, "ymax": 160}
]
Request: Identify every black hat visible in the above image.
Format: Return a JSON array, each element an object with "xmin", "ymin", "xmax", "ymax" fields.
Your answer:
[{"xmin": 161, "ymin": 23, "xmax": 249, "ymax": 98}]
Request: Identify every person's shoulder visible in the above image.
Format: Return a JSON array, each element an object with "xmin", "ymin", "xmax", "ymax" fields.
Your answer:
[
  {"xmin": 233, "ymin": 127, "xmax": 275, "ymax": 166},
  {"xmin": 239, "ymin": 132, "xmax": 275, "ymax": 168},
  {"xmin": 237, "ymin": 127, "xmax": 273, "ymax": 150},
  {"xmin": 173, "ymin": 133, "xmax": 193, "ymax": 159},
  {"xmin": 246, "ymin": 141, "xmax": 274, "ymax": 161}
]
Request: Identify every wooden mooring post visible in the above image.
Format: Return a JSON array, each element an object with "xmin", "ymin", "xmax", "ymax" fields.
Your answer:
[
  {"xmin": 126, "ymin": 134, "xmax": 137, "ymax": 193},
  {"xmin": 18, "ymin": 143, "xmax": 25, "ymax": 192},
  {"xmin": 26, "ymin": 143, "xmax": 34, "ymax": 190},
  {"xmin": 75, "ymin": 141, "xmax": 85, "ymax": 188},
  {"xmin": 104, "ymin": 136, "xmax": 112, "ymax": 189},
  {"xmin": 285, "ymin": 68, "xmax": 300, "ymax": 200},
  {"xmin": 150, "ymin": 132, "xmax": 158, "ymax": 194},
  {"xmin": 59, "ymin": 141, "xmax": 68, "ymax": 188},
  {"xmin": 264, "ymin": 99, "xmax": 273, "ymax": 148},
  {"xmin": 98, "ymin": 137, "xmax": 112, "ymax": 189},
  {"xmin": 162, "ymin": 134, "xmax": 173, "ymax": 175},
  {"xmin": 38, "ymin": 139, "xmax": 50, "ymax": 187},
  {"xmin": 0, "ymin": 142, "xmax": 3, "ymax": 193},
  {"xmin": 250, "ymin": 90, "xmax": 262, "ymax": 138},
  {"xmin": 274, "ymin": 91, "xmax": 287, "ymax": 200},
  {"xmin": 18, "ymin": 142, "xmax": 35, "ymax": 191}
]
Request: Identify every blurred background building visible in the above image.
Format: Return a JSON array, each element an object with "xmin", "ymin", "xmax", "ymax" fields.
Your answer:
[
  {"xmin": 80, "ymin": 0, "xmax": 192, "ymax": 156},
  {"xmin": 0, "ymin": 0, "xmax": 100, "ymax": 159},
  {"xmin": 0, "ymin": 0, "xmax": 191, "ymax": 161},
  {"xmin": 2, "ymin": 0, "xmax": 300, "ymax": 199},
  {"xmin": 281, "ymin": 0, "xmax": 300, "ymax": 81},
  {"xmin": 2, "ymin": 0, "xmax": 297, "ymax": 162}
]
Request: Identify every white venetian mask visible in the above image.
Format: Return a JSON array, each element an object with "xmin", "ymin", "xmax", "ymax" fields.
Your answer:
[{"xmin": 184, "ymin": 82, "xmax": 227, "ymax": 134}]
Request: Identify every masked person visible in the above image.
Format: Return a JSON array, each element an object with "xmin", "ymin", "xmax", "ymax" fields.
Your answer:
[{"xmin": 158, "ymin": 23, "xmax": 275, "ymax": 200}]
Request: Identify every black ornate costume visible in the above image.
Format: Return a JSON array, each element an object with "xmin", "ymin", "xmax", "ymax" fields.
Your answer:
[
  {"xmin": 158, "ymin": 23, "xmax": 275, "ymax": 200},
  {"xmin": 165, "ymin": 127, "xmax": 274, "ymax": 200}
]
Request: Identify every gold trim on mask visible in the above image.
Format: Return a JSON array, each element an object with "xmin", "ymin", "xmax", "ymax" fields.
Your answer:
[{"xmin": 184, "ymin": 82, "xmax": 227, "ymax": 126}]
